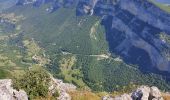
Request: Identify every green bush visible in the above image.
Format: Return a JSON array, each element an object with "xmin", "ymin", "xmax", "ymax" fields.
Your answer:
[
  {"xmin": 13, "ymin": 67, "xmax": 51, "ymax": 99},
  {"xmin": 53, "ymin": 90, "xmax": 60, "ymax": 98}
]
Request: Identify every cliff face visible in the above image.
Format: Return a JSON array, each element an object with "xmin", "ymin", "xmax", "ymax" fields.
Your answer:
[
  {"xmin": 77, "ymin": 0, "xmax": 170, "ymax": 73},
  {"xmin": 14, "ymin": 0, "xmax": 170, "ymax": 73}
]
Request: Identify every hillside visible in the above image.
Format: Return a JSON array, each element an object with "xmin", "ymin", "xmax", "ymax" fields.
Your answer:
[
  {"xmin": 3, "ymin": 0, "xmax": 170, "ymax": 92},
  {"xmin": 0, "ymin": 0, "xmax": 170, "ymax": 99}
]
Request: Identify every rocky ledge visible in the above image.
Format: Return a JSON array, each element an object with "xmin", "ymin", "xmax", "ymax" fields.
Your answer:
[
  {"xmin": 49, "ymin": 76, "xmax": 77, "ymax": 100},
  {"xmin": 0, "ymin": 79, "xmax": 28, "ymax": 100},
  {"xmin": 0, "ymin": 77, "xmax": 76, "ymax": 100},
  {"xmin": 1, "ymin": 79, "xmax": 169, "ymax": 100},
  {"xmin": 103, "ymin": 86, "xmax": 167, "ymax": 100}
]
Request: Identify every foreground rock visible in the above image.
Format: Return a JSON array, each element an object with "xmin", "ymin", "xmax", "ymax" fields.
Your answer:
[
  {"xmin": 103, "ymin": 86, "xmax": 164, "ymax": 100},
  {"xmin": 0, "ymin": 79, "xmax": 28, "ymax": 100},
  {"xmin": 49, "ymin": 76, "xmax": 77, "ymax": 100},
  {"xmin": 0, "ymin": 77, "xmax": 76, "ymax": 100}
]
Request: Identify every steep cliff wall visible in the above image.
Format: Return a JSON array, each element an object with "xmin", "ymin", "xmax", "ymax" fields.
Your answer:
[{"xmin": 77, "ymin": 0, "xmax": 170, "ymax": 73}]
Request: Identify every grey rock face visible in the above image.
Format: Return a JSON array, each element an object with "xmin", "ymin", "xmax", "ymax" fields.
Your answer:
[
  {"xmin": 103, "ymin": 95, "xmax": 114, "ymax": 100},
  {"xmin": 108, "ymin": 86, "xmax": 164, "ymax": 100},
  {"xmin": 49, "ymin": 76, "xmax": 76, "ymax": 100},
  {"xmin": 131, "ymin": 86, "xmax": 164, "ymax": 100},
  {"xmin": 114, "ymin": 94, "xmax": 132, "ymax": 100},
  {"xmin": 150, "ymin": 86, "xmax": 162, "ymax": 99},
  {"xmin": 0, "ymin": 79, "xmax": 28, "ymax": 100},
  {"xmin": 131, "ymin": 86, "xmax": 150, "ymax": 100}
]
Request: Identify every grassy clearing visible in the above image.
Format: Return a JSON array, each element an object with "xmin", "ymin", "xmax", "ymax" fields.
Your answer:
[
  {"xmin": 58, "ymin": 55, "xmax": 86, "ymax": 87},
  {"xmin": 149, "ymin": 0, "xmax": 170, "ymax": 13}
]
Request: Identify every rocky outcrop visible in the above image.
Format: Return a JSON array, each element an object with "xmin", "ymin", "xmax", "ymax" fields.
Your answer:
[
  {"xmin": 113, "ymin": 94, "xmax": 132, "ymax": 100},
  {"xmin": 49, "ymin": 76, "xmax": 76, "ymax": 100},
  {"xmin": 103, "ymin": 86, "xmax": 164, "ymax": 100},
  {"xmin": 0, "ymin": 79, "xmax": 28, "ymax": 100},
  {"xmin": 0, "ymin": 77, "xmax": 76, "ymax": 100}
]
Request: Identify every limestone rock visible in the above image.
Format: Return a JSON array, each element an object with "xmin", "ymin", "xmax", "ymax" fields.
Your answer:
[
  {"xmin": 114, "ymin": 94, "xmax": 132, "ymax": 100},
  {"xmin": 102, "ymin": 95, "xmax": 114, "ymax": 100},
  {"xmin": 110, "ymin": 86, "xmax": 165, "ymax": 100},
  {"xmin": 0, "ymin": 79, "xmax": 28, "ymax": 100},
  {"xmin": 49, "ymin": 76, "xmax": 76, "ymax": 100},
  {"xmin": 131, "ymin": 86, "xmax": 150, "ymax": 100},
  {"xmin": 150, "ymin": 86, "xmax": 162, "ymax": 99}
]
